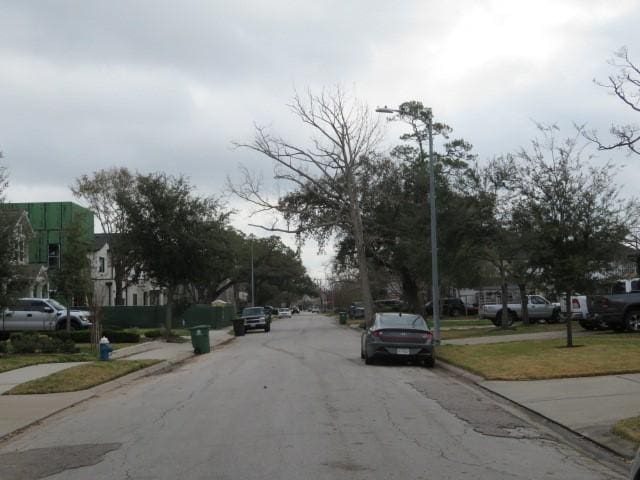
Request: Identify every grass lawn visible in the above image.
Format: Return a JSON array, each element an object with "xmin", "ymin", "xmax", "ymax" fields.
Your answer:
[
  {"xmin": 440, "ymin": 318, "xmax": 492, "ymax": 327},
  {"xmin": 4, "ymin": 360, "xmax": 160, "ymax": 395},
  {"xmin": 612, "ymin": 416, "xmax": 640, "ymax": 445},
  {"xmin": 0, "ymin": 352, "xmax": 97, "ymax": 374},
  {"xmin": 438, "ymin": 334, "xmax": 640, "ymax": 380},
  {"xmin": 441, "ymin": 323, "xmax": 568, "ymax": 340}
]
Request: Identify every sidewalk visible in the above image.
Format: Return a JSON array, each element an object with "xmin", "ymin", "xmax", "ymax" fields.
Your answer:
[
  {"xmin": 437, "ymin": 329, "xmax": 639, "ymax": 459},
  {"xmin": 0, "ymin": 329, "xmax": 234, "ymax": 442}
]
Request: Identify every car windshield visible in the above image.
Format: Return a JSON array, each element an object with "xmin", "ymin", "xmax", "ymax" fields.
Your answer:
[
  {"xmin": 279, "ymin": 308, "xmax": 289, "ymax": 312},
  {"xmin": 378, "ymin": 314, "xmax": 428, "ymax": 330},
  {"xmin": 242, "ymin": 307, "xmax": 264, "ymax": 316},
  {"xmin": 47, "ymin": 299, "xmax": 66, "ymax": 311}
]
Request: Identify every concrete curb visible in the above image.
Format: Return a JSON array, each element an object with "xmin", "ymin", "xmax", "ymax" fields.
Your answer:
[
  {"xmin": 111, "ymin": 341, "xmax": 160, "ymax": 359},
  {"xmin": 0, "ymin": 334, "xmax": 235, "ymax": 445},
  {"xmin": 435, "ymin": 358, "xmax": 637, "ymax": 461}
]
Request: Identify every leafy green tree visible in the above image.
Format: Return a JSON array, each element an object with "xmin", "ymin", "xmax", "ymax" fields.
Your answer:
[
  {"xmin": 118, "ymin": 172, "xmax": 228, "ymax": 333},
  {"xmin": 52, "ymin": 216, "xmax": 93, "ymax": 330},
  {"xmin": 72, "ymin": 168, "xmax": 139, "ymax": 305},
  {"xmin": 517, "ymin": 125, "xmax": 637, "ymax": 346}
]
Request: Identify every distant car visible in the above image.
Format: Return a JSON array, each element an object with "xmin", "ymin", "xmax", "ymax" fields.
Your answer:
[
  {"xmin": 311, "ymin": 306, "xmax": 320, "ymax": 313},
  {"xmin": 241, "ymin": 307, "xmax": 271, "ymax": 332},
  {"xmin": 349, "ymin": 302, "xmax": 365, "ymax": 319},
  {"xmin": 425, "ymin": 298, "xmax": 474, "ymax": 317},
  {"xmin": 632, "ymin": 447, "xmax": 640, "ymax": 480},
  {"xmin": 361, "ymin": 312, "xmax": 435, "ymax": 367},
  {"xmin": 291, "ymin": 306, "xmax": 300, "ymax": 314},
  {"xmin": 278, "ymin": 308, "xmax": 292, "ymax": 318}
]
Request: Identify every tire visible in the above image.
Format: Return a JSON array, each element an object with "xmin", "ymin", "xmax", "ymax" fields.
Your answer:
[
  {"xmin": 579, "ymin": 319, "xmax": 595, "ymax": 331},
  {"xmin": 423, "ymin": 357, "xmax": 435, "ymax": 368},
  {"xmin": 364, "ymin": 348, "xmax": 374, "ymax": 365},
  {"xmin": 624, "ymin": 309, "xmax": 640, "ymax": 332},
  {"xmin": 56, "ymin": 320, "xmax": 80, "ymax": 331},
  {"xmin": 450, "ymin": 308, "xmax": 461, "ymax": 317}
]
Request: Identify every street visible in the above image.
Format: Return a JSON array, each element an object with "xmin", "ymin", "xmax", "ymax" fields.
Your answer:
[{"xmin": 0, "ymin": 314, "xmax": 623, "ymax": 480}]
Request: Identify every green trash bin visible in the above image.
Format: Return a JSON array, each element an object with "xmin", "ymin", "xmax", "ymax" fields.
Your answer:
[
  {"xmin": 189, "ymin": 325, "xmax": 211, "ymax": 354},
  {"xmin": 339, "ymin": 311, "xmax": 347, "ymax": 324}
]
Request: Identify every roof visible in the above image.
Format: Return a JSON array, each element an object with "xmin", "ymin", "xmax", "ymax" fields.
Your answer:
[{"xmin": 93, "ymin": 233, "xmax": 109, "ymax": 251}]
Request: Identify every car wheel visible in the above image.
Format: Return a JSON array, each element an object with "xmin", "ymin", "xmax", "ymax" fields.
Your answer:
[
  {"xmin": 624, "ymin": 309, "xmax": 640, "ymax": 332},
  {"xmin": 450, "ymin": 308, "xmax": 461, "ymax": 317},
  {"xmin": 494, "ymin": 310, "xmax": 515, "ymax": 326},
  {"xmin": 423, "ymin": 357, "xmax": 435, "ymax": 368},
  {"xmin": 547, "ymin": 309, "xmax": 560, "ymax": 324},
  {"xmin": 56, "ymin": 321, "xmax": 77, "ymax": 331},
  {"xmin": 578, "ymin": 319, "xmax": 595, "ymax": 331},
  {"xmin": 364, "ymin": 349, "xmax": 374, "ymax": 365}
]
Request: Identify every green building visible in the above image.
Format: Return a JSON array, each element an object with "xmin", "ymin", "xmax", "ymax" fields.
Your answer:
[{"xmin": 4, "ymin": 202, "xmax": 94, "ymax": 270}]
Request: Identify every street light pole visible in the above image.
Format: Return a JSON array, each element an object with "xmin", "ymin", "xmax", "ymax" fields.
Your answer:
[
  {"xmin": 250, "ymin": 236, "xmax": 255, "ymax": 307},
  {"xmin": 376, "ymin": 106, "xmax": 440, "ymax": 344}
]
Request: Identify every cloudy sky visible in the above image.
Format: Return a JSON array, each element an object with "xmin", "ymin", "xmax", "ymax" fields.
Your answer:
[{"xmin": 1, "ymin": 0, "xmax": 639, "ymax": 279}]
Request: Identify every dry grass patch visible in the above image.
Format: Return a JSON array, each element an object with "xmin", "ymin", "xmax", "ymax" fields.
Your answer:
[
  {"xmin": 4, "ymin": 360, "xmax": 159, "ymax": 395},
  {"xmin": 612, "ymin": 416, "xmax": 640, "ymax": 445},
  {"xmin": 438, "ymin": 334, "xmax": 640, "ymax": 380}
]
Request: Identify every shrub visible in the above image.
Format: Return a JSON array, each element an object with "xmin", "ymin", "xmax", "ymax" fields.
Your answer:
[
  {"xmin": 39, "ymin": 336, "xmax": 64, "ymax": 354},
  {"xmin": 103, "ymin": 330, "xmax": 141, "ymax": 343},
  {"xmin": 10, "ymin": 333, "xmax": 40, "ymax": 354},
  {"xmin": 60, "ymin": 339, "xmax": 78, "ymax": 353},
  {"xmin": 69, "ymin": 330, "xmax": 91, "ymax": 343},
  {"xmin": 143, "ymin": 329, "xmax": 163, "ymax": 339},
  {"xmin": 0, "ymin": 340, "xmax": 8, "ymax": 354}
]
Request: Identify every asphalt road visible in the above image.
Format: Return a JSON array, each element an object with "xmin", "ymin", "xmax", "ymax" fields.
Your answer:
[{"xmin": 0, "ymin": 314, "xmax": 624, "ymax": 479}]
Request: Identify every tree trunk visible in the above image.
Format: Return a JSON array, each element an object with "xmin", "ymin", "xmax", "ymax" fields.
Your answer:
[
  {"xmin": 348, "ymin": 179, "xmax": 374, "ymax": 328},
  {"xmin": 500, "ymin": 263, "xmax": 509, "ymax": 329},
  {"xmin": 401, "ymin": 270, "xmax": 419, "ymax": 313},
  {"xmin": 519, "ymin": 283, "xmax": 529, "ymax": 325},
  {"xmin": 114, "ymin": 264, "xmax": 125, "ymax": 306},
  {"xmin": 565, "ymin": 291, "xmax": 573, "ymax": 347},
  {"xmin": 164, "ymin": 286, "xmax": 173, "ymax": 337}
]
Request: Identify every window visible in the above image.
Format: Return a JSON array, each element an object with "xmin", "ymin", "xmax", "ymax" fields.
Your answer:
[
  {"xmin": 132, "ymin": 293, "xmax": 138, "ymax": 306},
  {"xmin": 98, "ymin": 257, "xmax": 105, "ymax": 273},
  {"xmin": 48, "ymin": 244, "xmax": 60, "ymax": 268},
  {"xmin": 143, "ymin": 292, "xmax": 148, "ymax": 306}
]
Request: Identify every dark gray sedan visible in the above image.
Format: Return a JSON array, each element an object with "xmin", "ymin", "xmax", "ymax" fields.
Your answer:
[{"xmin": 361, "ymin": 313, "xmax": 435, "ymax": 367}]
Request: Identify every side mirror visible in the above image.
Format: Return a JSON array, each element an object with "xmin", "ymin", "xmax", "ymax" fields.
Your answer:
[{"xmin": 43, "ymin": 307, "xmax": 54, "ymax": 313}]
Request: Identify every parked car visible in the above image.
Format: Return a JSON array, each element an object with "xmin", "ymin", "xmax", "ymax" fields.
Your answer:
[
  {"xmin": 291, "ymin": 306, "xmax": 300, "ymax": 314},
  {"xmin": 278, "ymin": 307, "xmax": 292, "ymax": 318},
  {"xmin": 1, "ymin": 298, "xmax": 92, "ymax": 332},
  {"xmin": 425, "ymin": 298, "xmax": 476, "ymax": 317},
  {"xmin": 311, "ymin": 305, "xmax": 320, "ymax": 313},
  {"xmin": 584, "ymin": 292, "xmax": 640, "ymax": 332},
  {"xmin": 480, "ymin": 295, "xmax": 561, "ymax": 326},
  {"xmin": 240, "ymin": 306, "xmax": 271, "ymax": 332},
  {"xmin": 374, "ymin": 298, "xmax": 407, "ymax": 312},
  {"xmin": 349, "ymin": 302, "xmax": 365, "ymax": 319},
  {"xmin": 361, "ymin": 312, "xmax": 435, "ymax": 367},
  {"xmin": 558, "ymin": 294, "xmax": 588, "ymax": 320}
]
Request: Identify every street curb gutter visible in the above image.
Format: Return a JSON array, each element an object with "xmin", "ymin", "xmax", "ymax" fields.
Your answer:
[
  {"xmin": 435, "ymin": 358, "xmax": 636, "ymax": 464},
  {"xmin": 0, "ymin": 336, "xmax": 235, "ymax": 445}
]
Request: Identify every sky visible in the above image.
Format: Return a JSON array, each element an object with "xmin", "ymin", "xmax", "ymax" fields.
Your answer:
[{"xmin": 1, "ymin": 0, "xmax": 640, "ymax": 281}]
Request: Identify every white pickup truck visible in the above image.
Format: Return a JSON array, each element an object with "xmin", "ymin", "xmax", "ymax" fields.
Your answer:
[
  {"xmin": 1, "ymin": 298, "xmax": 92, "ymax": 332},
  {"xmin": 480, "ymin": 295, "xmax": 561, "ymax": 326}
]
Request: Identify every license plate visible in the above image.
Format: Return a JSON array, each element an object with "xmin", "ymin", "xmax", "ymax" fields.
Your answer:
[{"xmin": 397, "ymin": 348, "xmax": 410, "ymax": 355}]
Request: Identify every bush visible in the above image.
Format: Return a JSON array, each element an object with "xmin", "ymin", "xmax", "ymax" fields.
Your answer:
[
  {"xmin": 143, "ymin": 329, "xmax": 164, "ymax": 339},
  {"xmin": 103, "ymin": 330, "xmax": 141, "ymax": 343},
  {"xmin": 10, "ymin": 333, "xmax": 41, "ymax": 354},
  {"xmin": 60, "ymin": 339, "xmax": 78, "ymax": 353},
  {"xmin": 0, "ymin": 340, "xmax": 8, "ymax": 354},
  {"xmin": 39, "ymin": 336, "xmax": 63, "ymax": 354}
]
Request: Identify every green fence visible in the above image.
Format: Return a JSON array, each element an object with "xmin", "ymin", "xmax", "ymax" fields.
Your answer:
[{"xmin": 99, "ymin": 304, "xmax": 236, "ymax": 330}]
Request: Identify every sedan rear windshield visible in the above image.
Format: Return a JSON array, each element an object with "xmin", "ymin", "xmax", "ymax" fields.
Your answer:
[
  {"xmin": 242, "ymin": 308, "xmax": 265, "ymax": 316},
  {"xmin": 378, "ymin": 315, "xmax": 428, "ymax": 330}
]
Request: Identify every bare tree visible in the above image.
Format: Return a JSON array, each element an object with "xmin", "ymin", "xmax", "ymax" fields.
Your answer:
[
  {"xmin": 230, "ymin": 88, "xmax": 383, "ymax": 326},
  {"xmin": 587, "ymin": 47, "xmax": 640, "ymax": 155}
]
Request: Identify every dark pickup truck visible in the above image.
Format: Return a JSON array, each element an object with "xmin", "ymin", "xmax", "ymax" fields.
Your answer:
[{"xmin": 584, "ymin": 292, "xmax": 640, "ymax": 332}]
